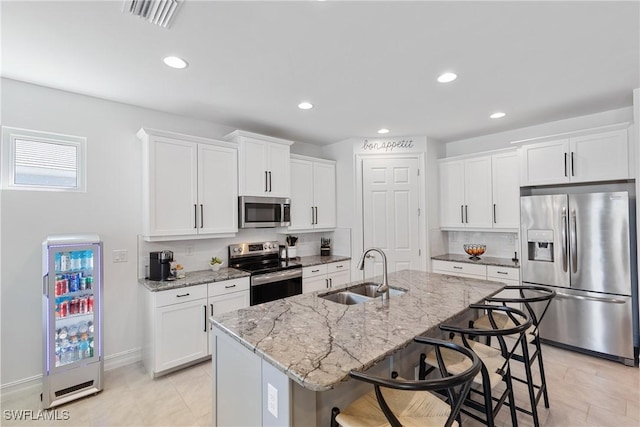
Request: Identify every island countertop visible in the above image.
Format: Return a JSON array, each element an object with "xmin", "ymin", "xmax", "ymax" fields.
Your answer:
[{"xmin": 209, "ymin": 269, "xmax": 504, "ymax": 392}]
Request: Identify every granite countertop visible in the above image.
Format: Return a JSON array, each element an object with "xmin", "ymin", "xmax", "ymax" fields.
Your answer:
[
  {"xmin": 139, "ymin": 267, "xmax": 250, "ymax": 292},
  {"xmin": 295, "ymin": 254, "xmax": 351, "ymax": 268},
  {"xmin": 432, "ymin": 253, "xmax": 520, "ymax": 269},
  {"xmin": 209, "ymin": 269, "xmax": 504, "ymax": 392}
]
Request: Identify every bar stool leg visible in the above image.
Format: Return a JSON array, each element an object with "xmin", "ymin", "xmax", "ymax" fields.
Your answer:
[
  {"xmin": 520, "ymin": 335, "xmax": 541, "ymax": 427},
  {"xmin": 534, "ymin": 334, "xmax": 550, "ymax": 408},
  {"xmin": 505, "ymin": 365, "xmax": 519, "ymax": 427}
]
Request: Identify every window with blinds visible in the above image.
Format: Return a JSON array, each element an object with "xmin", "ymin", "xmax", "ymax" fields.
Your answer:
[{"xmin": 1, "ymin": 127, "xmax": 86, "ymax": 191}]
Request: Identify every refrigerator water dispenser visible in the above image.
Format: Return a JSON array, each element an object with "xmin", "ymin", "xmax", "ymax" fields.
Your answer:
[{"xmin": 527, "ymin": 229, "xmax": 554, "ymax": 262}]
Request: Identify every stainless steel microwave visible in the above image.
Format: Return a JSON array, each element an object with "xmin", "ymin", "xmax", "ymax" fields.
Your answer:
[{"xmin": 239, "ymin": 196, "xmax": 291, "ymax": 228}]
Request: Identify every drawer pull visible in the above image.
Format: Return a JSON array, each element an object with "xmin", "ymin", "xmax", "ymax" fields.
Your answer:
[
  {"xmin": 453, "ymin": 266, "xmax": 463, "ymax": 270},
  {"xmin": 335, "ymin": 265, "xmax": 343, "ymax": 268},
  {"xmin": 497, "ymin": 271, "xmax": 508, "ymax": 275},
  {"xmin": 312, "ymin": 269, "xmax": 320, "ymax": 273},
  {"xmin": 224, "ymin": 284, "xmax": 237, "ymax": 289},
  {"xmin": 176, "ymin": 293, "xmax": 190, "ymax": 297}
]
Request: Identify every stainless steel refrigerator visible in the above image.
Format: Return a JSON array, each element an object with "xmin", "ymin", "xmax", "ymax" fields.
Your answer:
[
  {"xmin": 42, "ymin": 234, "xmax": 103, "ymax": 408},
  {"xmin": 521, "ymin": 189, "xmax": 638, "ymax": 366}
]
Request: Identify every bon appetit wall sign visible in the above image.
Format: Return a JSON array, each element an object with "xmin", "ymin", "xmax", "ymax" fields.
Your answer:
[{"xmin": 361, "ymin": 138, "xmax": 415, "ymax": 152}]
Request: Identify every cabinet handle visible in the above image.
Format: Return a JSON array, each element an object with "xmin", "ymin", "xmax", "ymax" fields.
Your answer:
[
  {"xmin": 203, "ymin": 305, "xmax": 207, "ymax": 332},
  {"xmin": 329, "ymin": 278, "xmax": 333, "ymax": 287},
  {"xmin": 497, "ymin": 271, "xmax": 508, "ymax": 275},
  {"xmin": 268, "ymin": 171, "xmax": 272, "ymax": 192},
  {"xmin": 210, "ymin": 303, "xmax": 213, "ymax": 316},
  {"xmin": 265, "ymin": 171, "xmax": 268, "ymax": 192},
  {"xmin": 176, "ymin": 293, "xmax": 190, "ymax": 298},
  {"xmin": 461, "ymin": 205, "xmax": 464, "ymax": 223},
  {"xmin": 336, "ymin": 265, "xmax": 343, "ymax": 268},
  {"xmin": 200, "ymin": 204, "xmax": 204, "ymax": 228},
  {"xmin": 194, "ymin": 204, "xmax": 197, "ymax": 228},
  {"xmin": 493, "ymin": 204, "xmax": 496, "ymax": 224},
  {"xmin": 315, "ymin": 207, "xmax": 318, "ymax": 224},
  {"xmin": 326, "ymin": 278, "xmax": 329, "ymax": 288},
  {"xmin": 311, "ymin": 206, "xmax": 315, "ymax": 224},
  {"xmin": 465, "ymin": 205, "xmax": 468, "ymax": 223},
  {"xmin": 571, "ymin": 152, "xmax": 575, "ymax": 176},
  {"xmin": 224, "ymin": 284, "xmax": 236, "ymax": 289},
  {"xmin": 564, "ymin": 152, "xmax": 568, "ymax": 177},
  {"xmin": 312, "ymin": 269, "xmax": 320, "ymax": 273},
  {"xmin": 453, "ymin": 266, "xmax": 463, "ymax": 270}
]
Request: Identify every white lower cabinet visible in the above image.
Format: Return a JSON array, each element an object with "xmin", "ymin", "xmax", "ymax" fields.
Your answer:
[
  {"xmin": 432, "ymin": 260, "xmax": 519, "ymax": 286},
  {"xmin": 302, "ymin": 261, "xmax": 351, "ymax": 294},
  {"xmin": 142, "ymin": 277, "xmax": 249, "ymax": 378}
]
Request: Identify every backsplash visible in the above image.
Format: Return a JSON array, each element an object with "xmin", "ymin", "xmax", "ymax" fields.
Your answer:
[
  {"xmin": 444, "ymin": 231, "xmax": 519, "ymax": 259},
  {"xmin": 137, "ymin": 227, "xmax": 352, "ymax": 278}
]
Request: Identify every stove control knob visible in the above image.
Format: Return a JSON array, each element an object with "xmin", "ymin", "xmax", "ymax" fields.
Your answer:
[{"xmin": 233, "ymin": 247, "xmax": 241, "ymax": 253}]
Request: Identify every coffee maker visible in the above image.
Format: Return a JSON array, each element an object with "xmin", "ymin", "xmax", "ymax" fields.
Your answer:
[{"xmin": 149, "ymin": 250, "xmax": 174, "ymax": 281}]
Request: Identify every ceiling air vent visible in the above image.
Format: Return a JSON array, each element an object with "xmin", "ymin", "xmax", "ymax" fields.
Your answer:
[{"xmin": 122, "ymin": 0, "xmax": 182, "ymax": 29}]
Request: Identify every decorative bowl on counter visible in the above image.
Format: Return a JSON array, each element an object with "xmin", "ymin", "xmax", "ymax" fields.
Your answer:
[{"xmin": 463, "ymin": 244, "xmax": 486, "ymax": 260}]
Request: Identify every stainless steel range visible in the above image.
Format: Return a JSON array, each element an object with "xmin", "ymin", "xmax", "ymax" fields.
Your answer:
[{"xmin": 229, "ymin": 241, "xmax": 302, "ymax": 306}]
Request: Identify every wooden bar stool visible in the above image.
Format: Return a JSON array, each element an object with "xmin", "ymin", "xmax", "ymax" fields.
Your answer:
[
  {"xmin": 423, "ymin": 304, "xmax": 532, "ymax": 427},
  {"xmin": 331, "ymin": 337, "xmax": 482, "ymax": 427},
  {"xmin": 472, "ymin": 285, "xmax": 556, "ymax": 427}
]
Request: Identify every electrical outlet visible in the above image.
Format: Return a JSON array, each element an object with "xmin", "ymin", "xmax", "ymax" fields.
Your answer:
[
  {"xmin": 267, "ymin": 383, "xmax": 278, "ymax": 418},
  {"xmin": 507, "ymin": 234, "xmax": 516, "ymax": 245},
  {"xmin": 113, "ymin": 249, "xmax": 128, "ymax": 263},
  {"xmin": 185, "ymin": 244, "xmax": 194, "ymax": 256}
]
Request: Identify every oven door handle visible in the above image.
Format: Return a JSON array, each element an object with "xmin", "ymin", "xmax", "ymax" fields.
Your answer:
[{"xmin": 252, "ymin": 269, "xmax": 302, "ymax": 286}]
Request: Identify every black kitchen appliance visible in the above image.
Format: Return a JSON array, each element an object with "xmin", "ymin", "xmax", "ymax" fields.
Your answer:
[
  {"xmin": 229, "ymin": 241, "xmax": 302, "ymax": 305},
  {"xmin": 149, "ymin": 250, "xmax": 174, "ymax": 281}
]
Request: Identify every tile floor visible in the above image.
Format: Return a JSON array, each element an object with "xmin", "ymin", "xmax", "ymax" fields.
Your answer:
[{"xmin": 1, "ymin": 344, "xmax": 639, "ymax": 426}]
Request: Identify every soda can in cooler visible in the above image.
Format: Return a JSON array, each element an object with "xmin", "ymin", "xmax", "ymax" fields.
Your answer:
[
  {"xmin": 87, "ymin": 295, "xmax": 94, "ymax": 313},
  {"xmin": 79, "ymin": 297, "xmax": 87, "ymax": 314},
  {"xmin": 69, "ymin": 273, "xmax": 80, "ymax": 293},
  {"xmin": 85, "ymin": 276, "xmax": 93, "ymax": 290},
  {"xmin": 69, "ymin": 298, "xmax": 78, "ymax": 315},
  {"xmin": 60, "ymin": 300, "xmax": 68, "ymax": 317}
]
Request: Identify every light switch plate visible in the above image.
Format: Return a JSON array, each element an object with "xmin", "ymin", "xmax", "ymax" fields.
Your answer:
[
  {"xmin": 113, "ymin": 249, "xmax": 128, "ymax": 263},
  {"xmin": 267, "ymin": 383, "xmax": 278, "ymax": 418}
]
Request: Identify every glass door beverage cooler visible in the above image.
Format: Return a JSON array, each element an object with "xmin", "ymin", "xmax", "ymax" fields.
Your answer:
[{"xmin": 42, "ymin": 234, "xmax": 103, "ymax": 408}]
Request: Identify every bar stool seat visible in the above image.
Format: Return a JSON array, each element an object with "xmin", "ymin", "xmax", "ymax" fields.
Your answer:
[
  {"xmin": 332, "ymin": 337, "xmax": 482, "ymax": 427},
  {"xmin": 472, "ymin": 312, "xmax": 536, "ymax": 340}
]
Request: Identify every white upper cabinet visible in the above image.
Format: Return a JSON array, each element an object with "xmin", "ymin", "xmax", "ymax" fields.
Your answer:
[
  {"xmin": 491, "ymin": 151, "xmax": 520, "ymax": 229},
  {"xmin": 289, "ymin": 155, "xmax": 337, "ymax": 231},
  {"xmin": 439, "ymin": 156, "xmax": 492, "ymax": 229},
  {"xmin": 224, "ymin": 130, "xmax": 293, "ymax": 197},
  {"xmin": 439, "ymin": 150, "xmax": 519, "ymax": 231},
  {"xmin": 520, "ymin": 128, "xmax": 629, "ymax": 186},
  {"xmin": 138, "ymin": 128, "xmax": 238, "ymax": 241}
]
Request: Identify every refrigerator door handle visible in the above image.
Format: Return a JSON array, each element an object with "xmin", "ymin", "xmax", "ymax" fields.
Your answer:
[
  {"xmin": 561, "ymin": 207, "xmax": 568, "ymax": 272},
  {"xmin": 570, "ymin": 208, "xmax": 578, "ymax": 274},
  {"xmin": 555, "ymin": 292, "xmax": 627, "ymax": 304},
  {"xmin": 43, "ymin": 274, "xmax": 49, "ymax": 296}
]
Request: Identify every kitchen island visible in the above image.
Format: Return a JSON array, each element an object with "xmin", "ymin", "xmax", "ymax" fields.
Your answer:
[{"xmin": 209, "ymin": 269, "xmax": 504, "ymax": 426}]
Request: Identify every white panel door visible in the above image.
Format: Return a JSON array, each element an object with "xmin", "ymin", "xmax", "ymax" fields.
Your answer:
[
  {"xmin": 520, "ymin": 139, "xmax": 570, "ymax": 186},
  {"xmin": 464, "ymin": 156, "xmax": 493, "ymax": 228},
  {"xmin": 491, "ymin": 151, "xmax": 520, "ymax": 229},
  {"xmin": 155, "ymin": 299, "xmax": 208, "ymax": 373},
  {"xmin": 149, "ymin": 136, "xmax": 198, "ymax": 236},
  {"xmin": 240, "ymin": 138, "xmax": 268, "ymax": 196},
  {"xmin": 313, "ymin": 162, "xmax": 337, "ymax": 229},
  {"xmin": 268, "ymin": 142, "xmax": 291, "ymax": 197},
  {"xmin": 362, "ymin": 158, "xmax": 420, "ymax": 279},
  {"xmin": 289, "ymin": 159, "xmax": 314, "ymax": 230},
  {"xmin": 303, "ymin": 276, "xmax": 329, "ymax": 294},
  {"xmin": 439, "ymin": 160, "xmax": 465, "ymax": 228},
  {"xmin": 570, "ymin": 129, "xmax": 628, "ymax": 183},
  {"xmin": 198, "ymin": 144, "xmax": 238, "ymax": 235}
]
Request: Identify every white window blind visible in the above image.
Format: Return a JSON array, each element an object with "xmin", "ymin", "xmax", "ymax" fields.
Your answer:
[{"xmin": 1, "ymin": 127, "xmax": 86, "ymax": 191}]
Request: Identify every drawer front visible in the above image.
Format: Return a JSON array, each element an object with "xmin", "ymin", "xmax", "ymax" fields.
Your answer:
[
  {"xmin": 303, "ymin": 264, "xmax": 328, "ymax": 278},
  {"xmin": 432, "ymin": 260, "xmax": 486, "ymax": 277},
  {"xmin": 434, "ymin": 269, "xmax": 486, "ymax": 280},
  {"xmin": 327, "ymin": 261, "xmax": 350, "ymax": 274},
  {"xmin": 208, "ymin": 277, "xmax": 250, "ymax": 298},
  {"xmin": 155, "ymin": 284, "xmax": 207, "ymax": 307},
  {"xmin": 487, "ymin": 266, "xmax": 520, "ymax": 281}
]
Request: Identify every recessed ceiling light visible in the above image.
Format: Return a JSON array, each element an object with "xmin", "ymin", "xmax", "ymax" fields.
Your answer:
[
  {"xmin": 377, "ymin": 128, "xmax": 390, "ymax": 134},
  {"xmin": 437, "ymin": 72, "xmax": 457, "ymax": 83},
  {"xmin": 298, "ymin": 102, "xmax": 313, "ymax": 110},
  {"xmin": 490, "ymin": 112, "xmax": 506, "ymax": 119},
  {"xmin": 163, "ymin": 56, "xmax": 188, "ymax": 69}
]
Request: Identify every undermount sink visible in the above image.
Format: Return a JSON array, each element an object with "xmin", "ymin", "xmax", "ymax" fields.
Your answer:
[
  {"xmin": 348, "ymin": 283, "xmax": 407, "ymax": 298},
  {"xmin": 319, "ymin": 283, "xmax": 407, "ymax": 305}
]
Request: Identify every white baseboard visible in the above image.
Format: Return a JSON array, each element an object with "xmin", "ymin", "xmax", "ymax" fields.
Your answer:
[{"xmin": 0, "ymin": 348, "xmax": 141, "ymax": 398}]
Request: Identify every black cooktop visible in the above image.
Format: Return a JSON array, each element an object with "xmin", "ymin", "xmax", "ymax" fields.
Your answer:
[{"xmin": 232, "ymin": 259, "xmax": 301, "ymax": 275}]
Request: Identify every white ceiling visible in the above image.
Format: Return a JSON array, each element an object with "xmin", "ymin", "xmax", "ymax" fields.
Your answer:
[{"xmin": 2, "ymin": 1, "xmax": 639, "ymax": 145}]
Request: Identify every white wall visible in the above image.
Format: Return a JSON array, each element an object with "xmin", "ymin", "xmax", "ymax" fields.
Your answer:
[{"xmin": 0, "ymin": 78, "xmax": 327, "ymax": 390}]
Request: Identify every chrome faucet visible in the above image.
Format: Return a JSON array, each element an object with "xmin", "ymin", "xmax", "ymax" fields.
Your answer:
[{"xmin": 357, "ymin": 247, "xmax": 390, "ymax": 301}]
